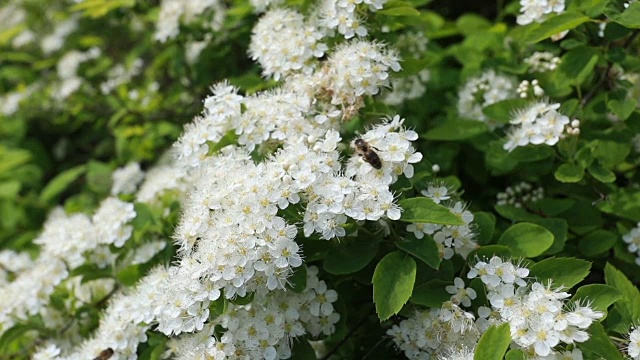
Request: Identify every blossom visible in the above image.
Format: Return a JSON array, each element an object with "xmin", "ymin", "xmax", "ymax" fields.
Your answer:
[
  {"xmin": 457, "ymin": 70, "xmax": 517, "ymax": 128},
  {"xmin": 628, "ymin": 326, "xmax": 640, "ymax": 359},
  {"xmin": 525, "ymin": 51, "xmax": 562, "ymax": 73},
  {"xmin": 504, "ymin": 100, "xmax": 572, "ymax": 152},
  {"xmin": 154, "ymin": 0, "xmax": 225, "ymax": 42},
  {"xmin": 249, "ymin": 9, "xmax": 327, "ymax": 80},
  {"xmin": 496, "ymin": 181, "xmax": 544, "ymax": 208},
  {"xmin": 517, "ymin": 0, "xmax": 565, "ymax": 25},
  {"xmin": 623, "ymin": 222, "xmax": 640, "ymax": 266},
  {"xmin": 111, "ymin": 162, "xmax": 145, "ymax": 195},
  {"xmin": 322, "ymin": 40, "xmax": 401, "ymax": 108}
]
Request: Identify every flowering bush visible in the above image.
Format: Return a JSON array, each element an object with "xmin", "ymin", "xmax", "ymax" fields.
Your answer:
[{"xmin": 1, "ymin": 0, "xmax": 640, "ymax": 359}]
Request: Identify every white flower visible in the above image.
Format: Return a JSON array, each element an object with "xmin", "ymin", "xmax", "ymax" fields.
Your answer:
[
  {"xmin": 249, "ymin": 9, "xmax": 327, "ymax": 80},
  {"xmin": 628, "ymin": 326, "xmax": 640, "ymax": 359},
  {"xmin": 323, "ymin": 40, "xmax": 401, "ymax": 108},
  {"xmin": 111, "ymin": 162, "xmax": 145, "ymax": 195},
  {"xmin": 446, "ymin": 277, "xmax": 477, "ymax": 307},
  {"xmin": 517, "ymin": 0, "xmax": 565, "ymax": 25},
  {"xmin": 504, "ymin": 100, "xmax": 571, "ymax": 152},
  {"xmin": 457, "ymin": 70, "xmax": 517, "ymax": 128},
  {"xmin": 422, "ymin": 184, "xmax": 451, "ymax": 204}
]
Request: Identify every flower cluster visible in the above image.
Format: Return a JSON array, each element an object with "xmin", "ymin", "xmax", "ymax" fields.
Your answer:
[
  {"xmin": 517, "ymin": 79, "xmax": 545, "ymax": 98},
  {"xmin": 504, "ymin": 101, "xmax": 571, "ymax": 152},
  {"xmin": 469, "ymin": 257, "xmax": 603, "ymax": 357},
  {"xmin": 496, "ymin": 181, "xmax": 544, "ymax": 208},
  {"xmin": 55, "ymin": 47, "xmax": 101, "ymax": 100},
  {"xmin": 383, "ymin": 31, "xmax": 430, "ymax": 106},
  {"xmin": 406, "ymin": 182, "xmax": 478, "ymax": 259},
  {"xmin": 154, "ymin": 0, "xmax": 225, "ymax": 42},
  {"xmin": 517, "ymin": 0, "xmax": 565, "ymax": 25},
  {"xmin": 457, "ymin": 69, "xmax": 517, "ymax": 128},
  {"xmin": 322, "ymin": 40, "xmax": 401, "ymax": 109},
  {"xmin": 317, "ymin": 0, "xmax": 387, "ymax": 39},
  {"xmin": 55, "ymin": 267, "xmax": 169, "ymax": 360},
  {"xmin": 0, "ymin": 250, "xmax": 32, "ymax": 286},
  {"xmin": 387, "ymin": 302, "xmax": 480, "ymax": 359},
  {"xmin": 623, "ymin": 223, "xmax": 640, "ymax": 266},
  {"xmin": 525, "ymin": 51, "xmax": 562, "ymax": 73},
  {"xmin": 628, "ymin": 326, "xmax": 640, "ymax": 360},
  {"xmin": 111, "ymin": 162, "xmax": 145, "ymax": 195},
  {"xmin": 0, "ymin": 197, "xmax": 137, "ymax": 335},
  {"xmin": 41, "ymin": 17, "xmax": 78, "ymax": 54},
  {"xmin": 100, "ymin": 58, "xmax": 144, "ymax": 94},
  {"xmin": 169, "ymin": 266, "xmax": 339, "ymax": 360},
  {"xmin": 249, "ymin": 9, "xmax": 327, "ymax": 81}
]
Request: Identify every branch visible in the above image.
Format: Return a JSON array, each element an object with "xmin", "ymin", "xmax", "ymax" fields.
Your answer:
[
  {"xmin": 319, "ymin": 308, "xmax": 373, "ymax": 360},
  {"xmin": 581, "ymin": 30, "xmax": 639, "ymax": 106}
]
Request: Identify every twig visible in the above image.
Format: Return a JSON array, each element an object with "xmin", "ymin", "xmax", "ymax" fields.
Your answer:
[
  {"xmin": 362, "ymin": 336, "xmax": 390, "ymax": 360},
  {"xmin": 319, "ymin": 309, "xmax": 373, "ymax": 360},
  {"xmin": 581, "ymin": 30, "xmax": 639, "ymax": 106}
]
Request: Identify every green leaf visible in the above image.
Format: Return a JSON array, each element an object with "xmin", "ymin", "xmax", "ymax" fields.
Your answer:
[
  {"xmin": 554, "ymin": 163, "xmax": 584, "ymax": 183},
  {"xmin": 0, "ymin": 322, "xmax": 43, "ymax": 355},
  {"xmin": 563, "ymin": 199, "xmax": 604, "ymax": 234},
  {"xmin": 498, "ymin": 223, "xmax": 554, "ymax": 258},
  {"xmin": 396, "ymin": 234, "xmax": 441, "ymax": 269},
  {"xmin": 572, "ymin": 284, "xmax": 623, "ymax": 314},
  {"xmin": 530, "ymin": 258, "xmax": 591, "ymax": 289},
  {"xmin": 598, "ymin": 189, "xmax": 640, "ymax": 222},
  {"xmin": 230, "ymin": 292, "xmax": 255, "ymax": 305},
  {"xmin": 410, "ymin": 279, "xmax": 451, "ymax": 307},
  {"xmin": 287, "ymin": 265, "xmax": 307, "ymax": 293},
  {"xmin": 608, "ymin": 98, "xmax": 637, "ymax": 120},
  {"xmin": 535, "ymin": 199, "xmax": 575, "ymax": 216},
  {"xmin": 424, "ymin": 119, "xmax": 489, "ymax": 140},
  {"xmin": 473, "ymin": 211, "xmax": 496, "ymax": 245},
  {"xmin": 534, "ymin": 218, "xmax": 568, "ymax": 255},
  {"xmin": 558, "ymin": 47, "xmax": 599, "ymax": 86},
  {"xmin": 39, "ymin": 165, "xmax": 87, "ymax": 203},
  {"xmin": 578, "ymin": 322, "xmax": 624, "ymax": 360},
  {"xmin": 505, "ymin": 349, "xmax": 527, "ymax": 360},
  {"xmin": 591, "ymin": 140, "xmax": 630, "ymax": 168},
  {"xmin": 290, "ymin": 338, "xmax": 317, "ymax": 360},
  {"xmin": 323, "ymin": 235, "xmax": 379, "ymax": 275},
  {"xmin": 456, "ymin": 13, "xmax": 492, "ymax": 35},
  {"xmin": 86, "ymin": 161, "xmax": 112, "ymax": 194},
  {"xmin": 131, "ymin": 203, "xmax": 157, "ymax": 232},
  {"xmin": 399, "ymin": 197, "xmax": 465, "ymax": 225},
  {"xmin": 0, "ymin": 148, "xmax": 31, "ymax": 176},
  {"xmin": 208, "ymin": 131, "xmax": 239, "ymax": 154},
  {"xmin": 474, "ymin": 323, "xmax": 511, "ymax": 360},
  {"xmin": 607, "ymin": 2, "xmax": 640, "ymax": 29},
  {"xmin": 604, "ymin": 263, "xmax": 640, "ymax": 324},
  {"xmin": 495, "ymin": 205, "xmax": 542, "ymax": 222},
  {"xmin": 377, "ymin": 6, "xmax": 420, "ymax": 17},
  {"xmin": 70, "ymin": 0, "xmax": 135, "ymax": 18},
  {"xmin": 482, "ymin": 99, "xmax": 531, "ymax": 123},
  {"xmin": 588, "ymin": 162, "xmax": 616, "ymax": 183},
  {"xmin": 116, "ymin": 265, "xmax": 142, "ymax": 286},
  {"xmin": 521, "ymin": 12, "xmax": 591, "ymax": 43},
  {"xmin": 372, "ymin": 251, "xmax": 417, "ymax": 321},
  {"xmin": 0, "ymin": 181, "xmax": 21, "ymax": 199},
  {"xmin": 578, "ymin": 230, "xmax": 617, "ymax": 257}
]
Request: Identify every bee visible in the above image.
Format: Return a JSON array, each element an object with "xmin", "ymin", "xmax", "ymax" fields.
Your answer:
[
  {"xmin": 93, "ymin": 348, "xmax": 114, "ymax": 360},
  {"xmin": 353, "ymin": 138, "xmax": 382, "ymax": 169}
]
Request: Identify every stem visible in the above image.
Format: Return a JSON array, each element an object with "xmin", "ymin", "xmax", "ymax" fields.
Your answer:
[
  {"xmin": 581, "ymin": 30, "xmax": 639, "ymax": 106},
  {"xmin": 319, "ymin": 308, "xmax": 373, "ymax": 360},
  {"xmin": 362, "ymin": 337, "xmax": 390, "ymax": 359}
]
